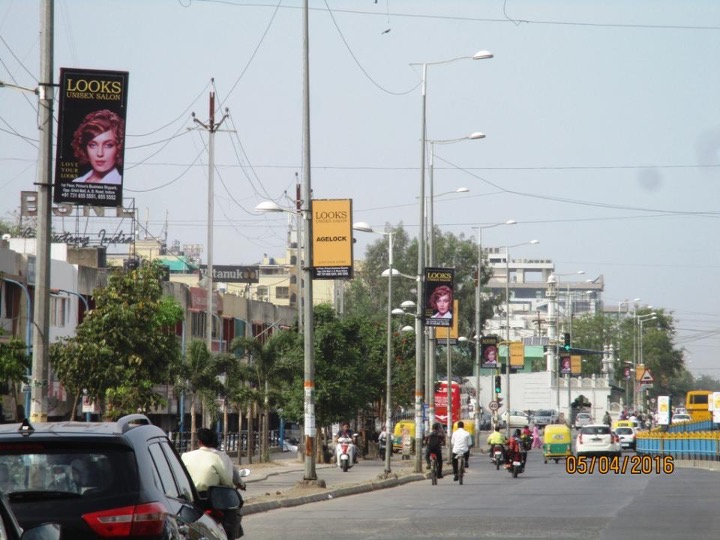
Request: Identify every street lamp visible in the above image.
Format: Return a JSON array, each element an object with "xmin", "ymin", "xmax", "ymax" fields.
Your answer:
[
  {"xmin": 503, "ymin": 240, "xmax": 539, "ymax": 437},
  {"xmin": 636, "ymin": 313, "xmax": 657, "ymax": 411},
  {"xmin": 0, "ymin": 277, "xmax": 32, "ymax": 417},
  {"xmin": 353, "ymin": 222, "xmax": 395, "ymax": 477},
  {"xmin": 618, "ymin": 298, "xmax": 640, "ymax": 320},
  {"xmin": 470, "ymin": 220, "xmax": 516, "ymax": 447},
  {"xmin": 256, "ymin": 199, "xmax": 316, "ymax": 480},
  {"xmin": 413, "ymin": 48, "xmax": 493, "ymax": 473}
]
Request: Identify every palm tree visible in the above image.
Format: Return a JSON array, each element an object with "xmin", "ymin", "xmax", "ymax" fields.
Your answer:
[
  {"xmin": 230, "ymin": 331, "xmax": 295, "ymax": 462},
  {"xmin": 176, "ymin": 340, "xmax": 223, "ymax": 450}
]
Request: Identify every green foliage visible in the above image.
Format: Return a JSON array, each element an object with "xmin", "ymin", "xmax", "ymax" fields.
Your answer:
[
  {"xmin": 50, "ymin": 260, "xmax": 183, "ymax": 418},
  {"xmin": 0, "ymin": 337, "xmax": 30, "ymax": 387}
]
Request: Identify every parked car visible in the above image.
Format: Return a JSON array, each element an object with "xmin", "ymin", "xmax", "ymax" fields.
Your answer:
[
  {"xmin": 0, "ymin": 415, "xmax": 241, "ymax": 539},
  {"xmin": 500, "ymin": 410, "xmax": 530, "ymax": 429},
  {"xmin": 574, "ymin": 412, "xmax": 593, "ymax": 429},
  {"xmin": 671, "ymin": 413, "xmax": 692, "ymax": 424},
  {"xmin": 615, "ymin": 426, "xmax": 637, "ymax": 450},
  {"xmin": 575, "ymin": 424, "xmax": 621, "ymax": 457},
  {"xmin": 531, "ymin": 409, "xmax": 558, "ymax": 427}
]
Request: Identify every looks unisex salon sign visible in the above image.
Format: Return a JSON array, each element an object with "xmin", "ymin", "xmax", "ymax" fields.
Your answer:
[
  {"xmin": 311, "ymin": 199, "xmax": 353, "ymax": 279},
  {"xmin": 54, "ymin": 68, "xmax": 129, "ymax": 207}
]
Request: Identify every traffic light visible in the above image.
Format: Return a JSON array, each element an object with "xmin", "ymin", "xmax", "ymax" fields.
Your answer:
[
  {"xmin": 494, "ymin": 375, "xmax": 502, "ymax": 394},
  {"xmin": 563, "ymin": 332, "xmax": 571, "ymax": 351}
]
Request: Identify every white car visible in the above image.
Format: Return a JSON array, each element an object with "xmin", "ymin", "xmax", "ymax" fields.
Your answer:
[
  {"xmin": 671, "ymin": 413, "xmax": 692, "ymax": 424},
  {"xmin": 615, "ymin": 426, "xmax": 637, "ymax": 450},
  {"xmin": 574, "ymin": 412, "xmax": 593, "ymax": 429},
  {"xmin": 500, "ymin": 410, "xmax": 530, "ymax": 429},
  {"xmin": 575, "ymin": 424, "xmax": 621, "ymax": 457}
]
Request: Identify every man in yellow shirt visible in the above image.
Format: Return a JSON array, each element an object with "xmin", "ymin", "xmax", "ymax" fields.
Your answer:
[{"xmin": 181, "ymin": 428, "xmax": 233, "ymax": 492}]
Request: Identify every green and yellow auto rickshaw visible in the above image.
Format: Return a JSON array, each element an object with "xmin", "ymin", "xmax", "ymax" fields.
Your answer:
[{"xmin": 542, "ymin": 423, "xmax": 572, "ymax": 464}]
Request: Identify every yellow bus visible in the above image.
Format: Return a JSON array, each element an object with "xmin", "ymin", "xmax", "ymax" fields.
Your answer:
[{"xmin": 685, "ymin": 390, "xmax": 712, "ymax": 422}]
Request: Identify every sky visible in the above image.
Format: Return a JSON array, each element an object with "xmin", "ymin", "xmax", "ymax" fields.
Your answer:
[{"xmin": 1, "ymin": 1, "xmax": 719, "ymax": 376}]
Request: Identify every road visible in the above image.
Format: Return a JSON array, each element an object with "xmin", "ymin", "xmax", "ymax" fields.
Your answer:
[{"xmin": 243, "ymin": 450, "xmax": 720, "ymax": 539}]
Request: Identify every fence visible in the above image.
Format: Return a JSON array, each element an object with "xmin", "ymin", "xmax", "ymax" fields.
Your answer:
[
  {"xmin": 636, "ymin": 428, "xmax": 720, "ymax": 461},
  {"xmin": 168, "ymin": 430, "xmax": 282, "ymax": 457}
]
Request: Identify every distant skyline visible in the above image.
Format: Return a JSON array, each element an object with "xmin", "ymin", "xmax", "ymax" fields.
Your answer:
[{"xmin": 1, "ymin": 1, "xmax": 719, "ymax": 376}]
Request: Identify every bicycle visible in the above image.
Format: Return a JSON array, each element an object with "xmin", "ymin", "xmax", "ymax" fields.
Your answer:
[{"xmin": 429, "ymin": 452, "xmax": 439, "ymax": 485}]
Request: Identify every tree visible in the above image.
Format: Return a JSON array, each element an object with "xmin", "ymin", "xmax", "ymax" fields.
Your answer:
[
  {"xmin": 0, "ymin": 336, "xmax": 30, "ymax": 419},
  {"xmin": 50, "ymin": 260, "xmax": 183, "ymax": 419},
  {"xmin": 230, "ymin": 331, "xmax": 296, "ymax": 462}
]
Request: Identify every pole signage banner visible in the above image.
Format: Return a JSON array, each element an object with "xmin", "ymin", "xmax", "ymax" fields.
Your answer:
[
  {"xmin": 424, "ymin": 267, "xmax": 454, "ymax": 327},
  {"xmin": 560, "ymin": 351, "xmax": 571, "ymax": 374},
  {"xmin": 199, "ymin": 265, "xmax": 260, "ymax": 283},
  {"xmin": 311, "ymin": 199, "xmax": 353, "ymax": 279},
  {"xmin": 54, "ymin": 68, "xmax": 129, "ymax": 207},
  {"xmin": 657, "ymin": 395, "xmax": 670, "ymax": 425},
  {"xmin": 509, "ymin": 341, "xmax": 525, "ymax": 368},
  {"xmin": 480, "ymin": 335, "xmax": 499, "ymax": 369},
  {"xmin": 571, "ymin": 355, "xmax": 582, "ymax": 375}
]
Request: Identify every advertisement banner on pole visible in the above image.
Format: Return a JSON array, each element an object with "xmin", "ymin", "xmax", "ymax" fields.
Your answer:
[
  {"xmin": 560, "ymin": 351, "xmax": 571, "ymax": 375},
  {"xmin": 712, "ymin": 392, "xmax": 720, "ymax": 424},
  {"xmin": 509, "ymin": 341, "xmax": 525, "ymax": 368},
  {"xmin": 424, "ymin": 267, "xmax": 454, "ymax": 327},
  {"xmin": 311, "ymin": 199, "xmax": 353, "ymax": 279},
  {"xmin": 54, "ymin": 68, "xmax": 129, "ymax": 207},
  {"xmin": 571, "ymin": 355, "xmax": 582, "ymax": 375},
  {"xmin": 480, "ymin": 335, "xmax": 499, "ymax": 369}
]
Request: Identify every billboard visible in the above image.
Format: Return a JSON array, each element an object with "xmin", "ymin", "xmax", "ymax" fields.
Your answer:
[
  {"xmin": 311, "ymin": 199, "xmax": 353, "ymax": 279},
  {"xmin": 509, "ymin": 341, "xmax": 525, "ymax": 368},
  {"xmin": 480, "ymin": 335, "xmax": 499, "ymax": 369},
  {"xmin": 560, "ymin": 351, "xmax": 571, "ymax": 374},
  {"xmin": 434, "ymin": 380, "xmax": 461, "ymax": 424},
  {"xmin": 199, "ymin": 265, "xmax": 260, "ymax": 283},
  {"xmin": 424, "ymin": 267, "xmax": 454, "ymax": 327},
  {"xmin": 54, "ymin": 68, "xmax": 129, "ymax": 207}
]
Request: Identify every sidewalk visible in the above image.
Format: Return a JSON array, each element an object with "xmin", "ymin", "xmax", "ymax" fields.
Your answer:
[{"xmin": 240, "ymin": 451, "xmax": 426, "ymax": 515}]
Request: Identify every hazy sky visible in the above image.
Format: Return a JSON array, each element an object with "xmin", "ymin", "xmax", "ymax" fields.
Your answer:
[{"xmin": 1, "ymin": 1, "xmax": 719, "ymax": 376}]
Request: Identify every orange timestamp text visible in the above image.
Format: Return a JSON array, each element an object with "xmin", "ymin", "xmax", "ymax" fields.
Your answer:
[{"xmin": 565, "ymin": 455, "xmax": 674, "ymax": 475}]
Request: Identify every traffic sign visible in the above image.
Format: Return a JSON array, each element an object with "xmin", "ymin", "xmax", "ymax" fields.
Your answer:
[
  {"xmin": 641, "ymin": 369, "xmax": 654, "ymax": 383},
  {"xmin": 488, "ymin": 401, "xmax": 499, "ymax": 411}
]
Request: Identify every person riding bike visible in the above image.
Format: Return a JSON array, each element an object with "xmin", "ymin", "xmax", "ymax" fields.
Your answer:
[
  {"xmin": 486, "ymin": 426, "xmax": 507, "ymax": 462},
  {"xmin": 505, "ymin": 429, "xmax": 522, "ymax": 470},
  {"xmin": 424, "ymin": 423, "xmax": 445, "ymax": 478},
  {"xmin": 451, "ymin": 421, "xmax": 472, "ymax": 481},
  {"xmin": 335, "ymin": 422, "xmax": 357, "ymax": 465}
]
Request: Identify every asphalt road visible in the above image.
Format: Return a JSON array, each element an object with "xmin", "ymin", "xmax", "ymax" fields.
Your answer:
[{"xmin": 243, "ymin": 450, "xmax": 720, "ymax": 539}]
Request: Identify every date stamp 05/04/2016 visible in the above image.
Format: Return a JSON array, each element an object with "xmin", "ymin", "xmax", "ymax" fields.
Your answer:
[{"xmin": 566, "ymin": 455, "xmax": 674, "ymax": 475}]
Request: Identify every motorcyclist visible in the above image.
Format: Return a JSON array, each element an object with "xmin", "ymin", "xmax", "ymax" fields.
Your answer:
[
  {"xmin": 486, "ymin": 426, "xmax": 507, "ymax": 462},
  {"xmin": 335, "ymin": 422, "xmax": 356, "ymax": 466},
  {"xmin": 505, "ymin": 429, "xmax": 522, "ymax": 469},
  {"xmin": 424, "ymin": 423, "xmax": 445, "ymax": 478}
]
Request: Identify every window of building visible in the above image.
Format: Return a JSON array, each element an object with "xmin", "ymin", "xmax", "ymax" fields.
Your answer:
[
  {"xmin": 276, "ymin": 286, "xmax": 290, "ymax": 299},
  {"xmin": 256, "ymin": 286, "xmax": 268, "ymax": 301},
  {"xmin": 50, "ymin": 296, "xmax": 67, "ymax": 328}
]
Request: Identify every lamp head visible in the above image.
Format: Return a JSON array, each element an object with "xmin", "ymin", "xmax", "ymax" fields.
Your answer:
[
  {"xmin": 352, "ymin": 221, "xmax": 374, "ymax": 233},
  {"xmin": 468, "ymin": 132, "xmax": 486, "ymax": 140},
  {"xmin": 473, "ymin": 50, "xmax": 494, "ymax": 60},
  {"xmin": 255, "ymin": 201, "xmax": 284, "ymax": 213}
]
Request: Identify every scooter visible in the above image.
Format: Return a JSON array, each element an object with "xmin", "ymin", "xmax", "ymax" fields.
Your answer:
[
  {"xmin": 490, "ymin": 444, "xmax": 505, "ymax": 470},
  {"xmin": 336, "ymin": 436, "xmax": 357, "ymax": 472},
  {"xmin": 210, "ymin": 467, "xmax": 251, "ymax": 539}
]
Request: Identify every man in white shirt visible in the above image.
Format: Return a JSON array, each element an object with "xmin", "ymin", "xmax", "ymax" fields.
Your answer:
[
  {"xmin": 181, "ymin": 428, "xmax": 234, "ymax": 492},
  {"xmin": 450, "ymin": 421, "xmax": 472, "ymax": 481}
]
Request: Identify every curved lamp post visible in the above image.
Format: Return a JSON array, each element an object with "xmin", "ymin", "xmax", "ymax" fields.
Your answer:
[
  {"xmin": 353, "ymin": 222, "xmax": 395, "ymax": 476},
  {"xmin": 411, "ymin": 48, "xmax": 493, "ymax": 473}
]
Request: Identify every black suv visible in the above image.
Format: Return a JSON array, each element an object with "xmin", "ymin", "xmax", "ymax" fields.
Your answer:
[{"xmin": 0, "ymin": 414, "xmax": 239, "ymax": 539}]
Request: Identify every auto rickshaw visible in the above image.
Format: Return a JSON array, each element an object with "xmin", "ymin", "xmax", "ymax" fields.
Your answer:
[
  {"xmin": 542, "ymin": 423, "xmax": 572, "ymax": 464},
  {"xmin": 392, "ymin": 420, "xmax": 416, "ymax": 454}
]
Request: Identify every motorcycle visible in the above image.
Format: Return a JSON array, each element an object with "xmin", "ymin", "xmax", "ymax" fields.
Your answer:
[
  {"xmin": 209, "ymin": 467, "xmax": 251, "ymax": 539},
  {"xmin": 336, "ymin": 435, "xmax": 357, "ymax": 472},
  {"xmin": 506, "ymin": 446, "xmax": 524, "ymax": 479},
  {"xmin": 490, "ymin": 444, "xmax": 505, "ymax": 470}
]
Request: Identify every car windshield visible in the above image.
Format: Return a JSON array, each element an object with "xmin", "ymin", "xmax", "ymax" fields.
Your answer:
[
  {"xmin": 616, "ymin": 428, "xmax": 633, "ymax": 435},
  {"xmin": 536, "ymin": 410, "xmax": 552, "ymax": 416},
  {"xmin": 0, "ymin": 447, "xmax": 137, "ymax": 497},
  {"xmin": 580, "ymin": 426, "xmax": 610, "ymax": 435}
]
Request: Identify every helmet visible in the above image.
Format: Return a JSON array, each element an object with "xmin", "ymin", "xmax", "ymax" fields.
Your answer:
[
  {"xmin": 432, "ymin": 423, "xmax": 441, "ymax": 431},
  {"xmin": 514, "ymin": 428, "xmax": 521, "ymax": 437}
]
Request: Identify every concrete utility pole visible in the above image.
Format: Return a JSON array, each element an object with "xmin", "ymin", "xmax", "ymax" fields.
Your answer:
[
  {"xmin": 192, "ymin": 88, "xmax": 229, "ymax": 356},
  {"xmin": 30, "ymin": 0, "xmax": 55, "ymax": 422}
]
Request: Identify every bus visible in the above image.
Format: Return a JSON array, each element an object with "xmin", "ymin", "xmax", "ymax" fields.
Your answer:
[{"xmin": 685, "ymin": 390, "xmax": 712, "ymax": 422}]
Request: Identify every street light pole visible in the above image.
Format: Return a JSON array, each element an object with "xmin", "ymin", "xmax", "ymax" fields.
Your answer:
[
  {"xmin": 413, "ymin": 48, "xmax": 493, "ymax": 473},
  {"xmin": 636, "ymin": 313, "xmax": 657, "ymax": 411},
  {"xmin": 0, "ymin": 277, "xmax": 32, "ymax": 417},
  {"xmin": 471, "ymin": 220, "xmax": 515, "ymax": 447},
  {"xmin": 353, "ymin": 223, "xmax": 395, "ymax": 476},
  {"xmin": 502, "ymin": 240, "xmax": 539, "ymax": 438}
]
